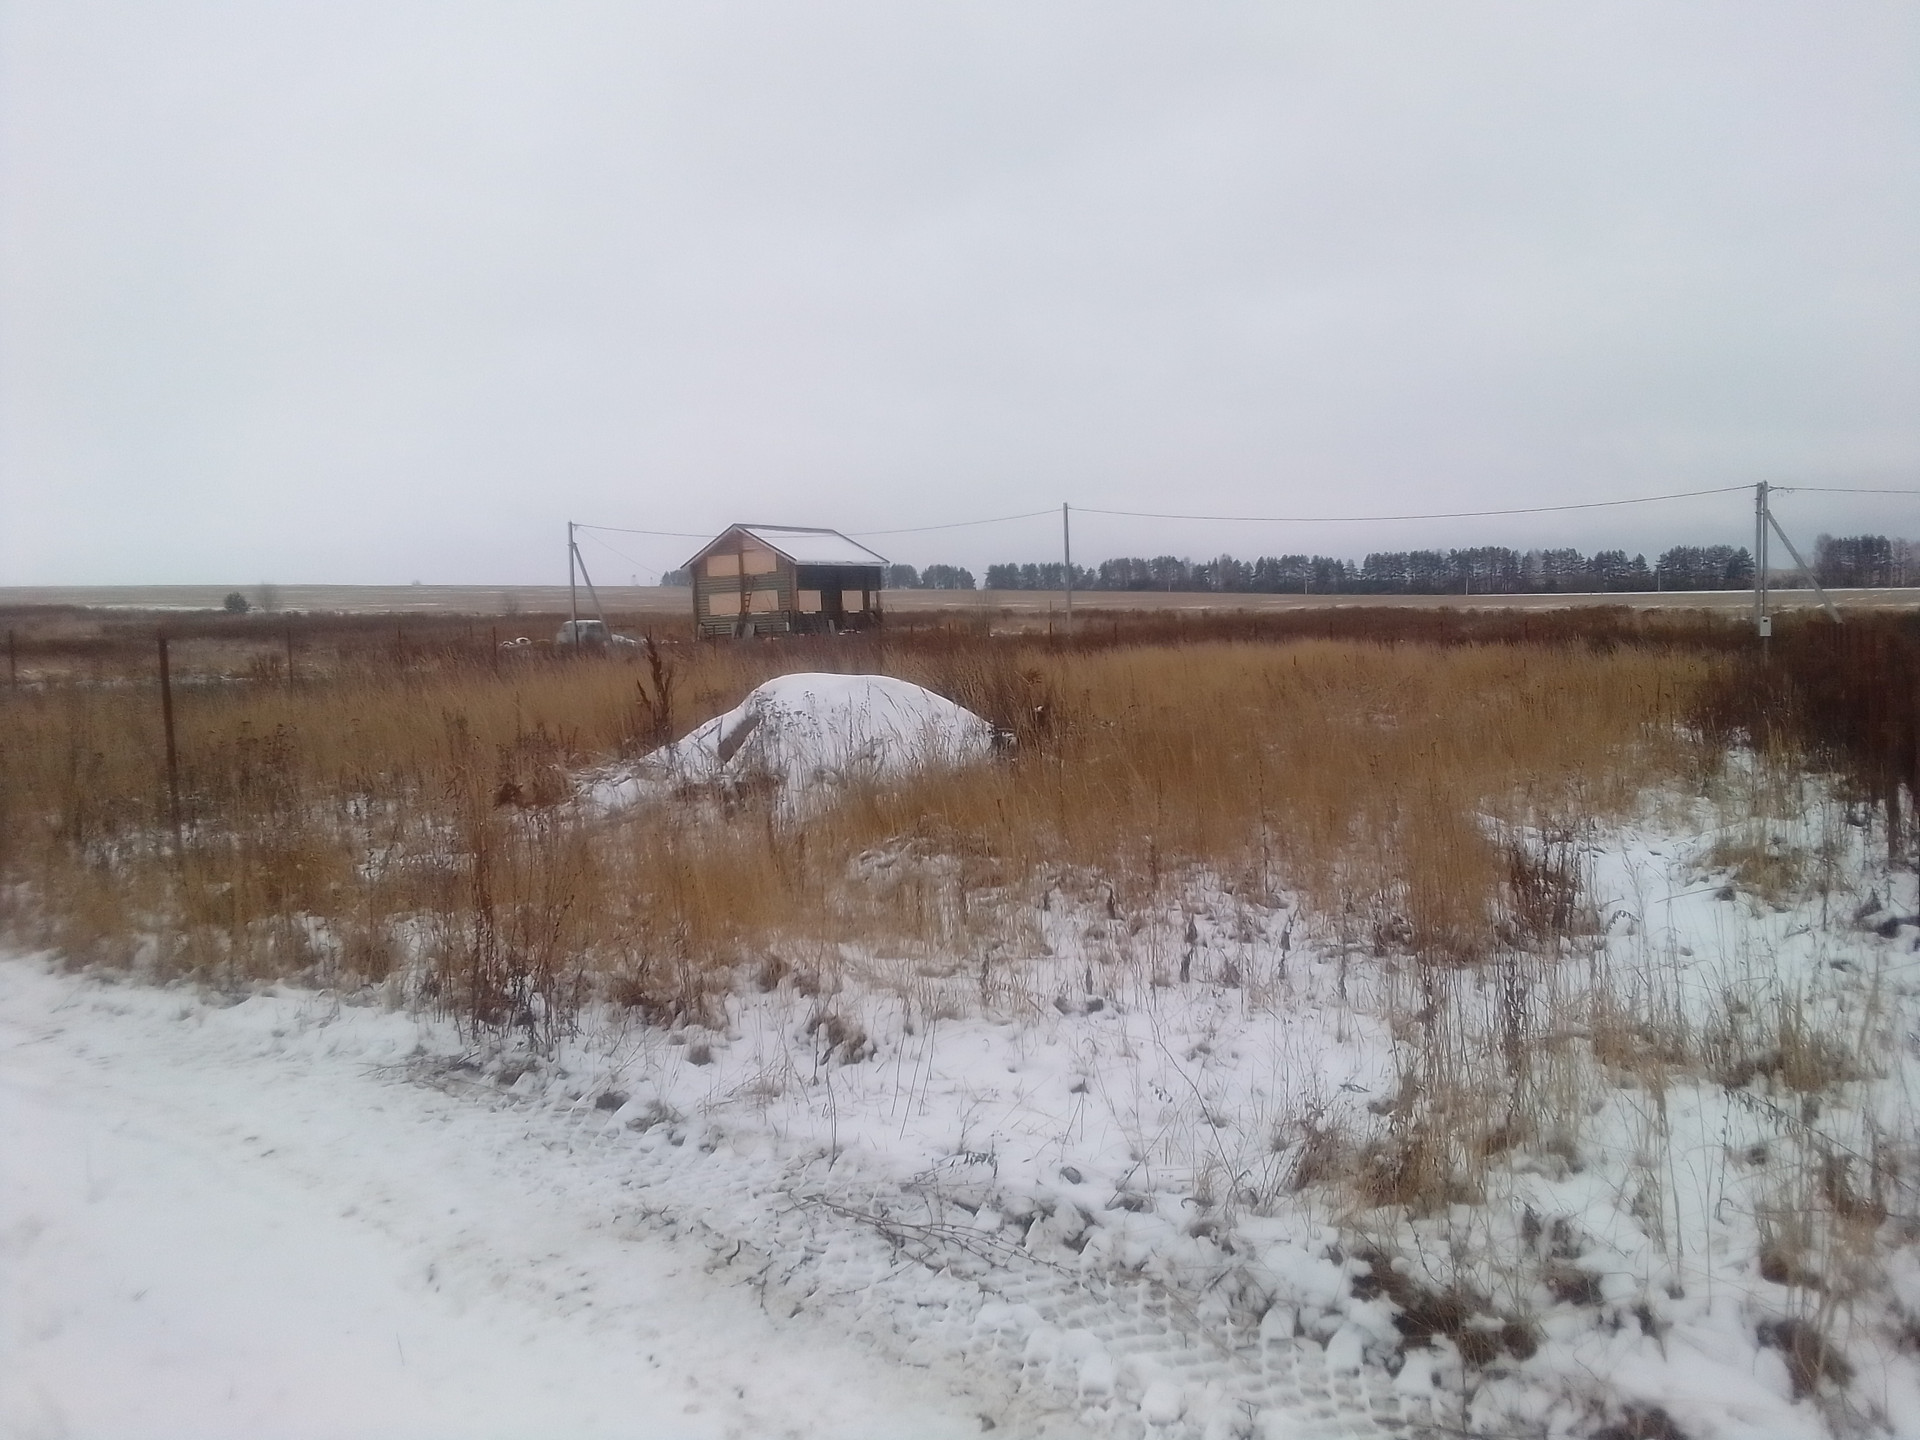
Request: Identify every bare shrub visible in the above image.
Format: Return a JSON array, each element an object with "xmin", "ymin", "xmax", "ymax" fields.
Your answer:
[{"xmin": 632, "ymin": 636, "xmax": 677, "ymax": 752}]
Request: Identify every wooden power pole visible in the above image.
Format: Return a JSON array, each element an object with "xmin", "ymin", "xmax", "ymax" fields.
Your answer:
[{"xmin": 1062, "ymin": 502, "xmax": 1074, "ymax": 639}]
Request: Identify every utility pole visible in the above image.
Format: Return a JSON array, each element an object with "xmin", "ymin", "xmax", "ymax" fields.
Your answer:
[
  {"xmin": 1062, "ymin": 503, "xmax": 1073, "ymax": 639},
  {"xmin": 1753, "ymin": 481, "xmax": 1843, "ymax": 639},
  {"xmin": 1763, "ymin": 489, "xmax": 1843, "ymax": 624},
  {"xmin": 567, "ymin": 520, "xmax": 580, "ymax": 633},
  {"xmin": 573, "ymin": 543, "xmax": 611, "ymax": 627}
]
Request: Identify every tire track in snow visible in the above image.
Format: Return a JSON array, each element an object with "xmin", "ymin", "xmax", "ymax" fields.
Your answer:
[
  {"xmin": 413, "ymin": 1061, "xmax": 1448, "ymax": 1440},
  {"xmin": 0, "ymin": 959, "xmax": 1441, "ymax": 1439}
]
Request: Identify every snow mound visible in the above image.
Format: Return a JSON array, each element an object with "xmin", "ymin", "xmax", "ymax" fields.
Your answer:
[{"xmin": 591, "ymin": 673, "xmax": 994, "ymax": 811}]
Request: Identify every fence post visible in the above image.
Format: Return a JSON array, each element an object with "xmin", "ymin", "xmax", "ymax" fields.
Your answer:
[
  {"xmin": 285, "ymin": 624, "xmax": 295, "ymax": 683},
  {"xmin": 6, "ymin": 629, "xmax": 15, "ymax": 686},
  {"xmin": 158, "ymin": 632, "xmax": 184, "ymax": 857}
]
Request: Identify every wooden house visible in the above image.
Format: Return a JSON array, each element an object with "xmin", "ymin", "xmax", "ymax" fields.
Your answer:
[{"xmin": 685, "ymin": 525, "xmax": 888, "ymax": 638}]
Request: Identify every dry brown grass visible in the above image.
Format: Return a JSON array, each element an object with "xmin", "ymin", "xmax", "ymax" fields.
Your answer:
[
  {"xmin": 874, "ymin": 641, "xmax": 1703, "ymax": 955},
  {"xmin": 0, "ymin": 630, "xmax": 1718, "ymax": 1038}
]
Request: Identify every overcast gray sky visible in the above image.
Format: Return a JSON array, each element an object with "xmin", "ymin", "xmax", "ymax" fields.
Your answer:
[{"xmin": 3, "ymin": 1, "xmax": 1916, "ymax": 584}]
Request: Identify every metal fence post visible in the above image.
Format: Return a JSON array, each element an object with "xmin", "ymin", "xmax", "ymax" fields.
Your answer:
[{"xmin": 158, "ymin": 632, "xmax": 184, "ymax": 856}]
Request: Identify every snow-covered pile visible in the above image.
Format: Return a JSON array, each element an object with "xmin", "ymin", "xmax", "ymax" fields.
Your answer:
[{"xmin": 590, "ymin": 672, "xmax": 994, "ymax": 811}]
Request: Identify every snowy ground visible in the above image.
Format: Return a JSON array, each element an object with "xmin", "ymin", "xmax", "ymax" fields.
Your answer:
[
  {"xmin": 6, "ymin": 796, "xmax": 1920, "ymax": 1440},
  {"xmin": 0, "ymin": 963, "xmax": 1001, "ymax": 1440}
]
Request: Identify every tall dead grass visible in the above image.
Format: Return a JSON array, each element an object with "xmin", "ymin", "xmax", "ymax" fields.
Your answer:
[
  {"xmin": 0, "ymin": 631, "xmax": 1716, "ymax": 1025},
  {"xmin": 877, "ymin": 641, "xmax": 1702, "ymax": 952}
]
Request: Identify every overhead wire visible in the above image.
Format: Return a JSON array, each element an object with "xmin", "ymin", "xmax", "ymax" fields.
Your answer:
[
  {"xmin": 574, "ymin": 512, "xmax": 1053, "ymax": 542},
  {"xmin": 572, "ymin": 522, "xmax": 713, "ymax": 539},
  {"xmin": 570, "ymin": 480, "xmax": 1911, "ymax": 554},
  {"xmin": 1777, "ymin": 485, "xmax": 1920, "ymax": 497},
  {"xmin": 847, "ymin": 509, "xmax": 1056, "ymax": 536},
  {"xmin": 577, "ymin": 528, "xmax": 669, "ymax": 583},
  {"xmin": 1074, "ymin": 484, "xmax": 1753, "ymax": 525}
]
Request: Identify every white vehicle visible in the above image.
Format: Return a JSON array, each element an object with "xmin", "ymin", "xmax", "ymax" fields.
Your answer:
[{"xmin": 554, "ymin": 619, "xmax": 638, "ymax": 650}]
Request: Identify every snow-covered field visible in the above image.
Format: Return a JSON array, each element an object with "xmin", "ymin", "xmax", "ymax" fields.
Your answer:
[{"xmin": 7, "ymin": 786, "xmax": 1919, "ymax": 1439}]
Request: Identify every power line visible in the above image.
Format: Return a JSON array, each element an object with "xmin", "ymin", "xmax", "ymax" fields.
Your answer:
[
  {"xmin": 1076, "ymin": 484, "xmax": 1752, "ymax": 525},
  {"xmin": 569, "ymin": 480, "xmax": 1907, "ymax": 553},
  {"xmin": 1778, "ymin": 486, "xmax": 1920, "ymax": 497},
  {"xmin": 573, "ymin": 522, "xmax": 713, "ymax": 539},
  {"xmin": 578, "ymin": 529, "xmax": 668, "ymax": 583},
  {"xmin": 574, "ymin": 512, "xmax": 1053, "ymax": 541},
  {"xmin": 848, "ymin": 509, "xmax": 1055, "ymax": 536}
]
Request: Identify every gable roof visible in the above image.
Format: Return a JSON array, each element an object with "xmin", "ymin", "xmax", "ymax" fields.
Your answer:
[{"xmin": 686, "ymin": 525, "xmax": 888, "ymax": 570}]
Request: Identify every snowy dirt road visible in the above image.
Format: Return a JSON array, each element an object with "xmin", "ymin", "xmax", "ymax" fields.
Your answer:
[{"xmin": 0, "ymin": 960, "xmax": 1000, "ymax": 1440}]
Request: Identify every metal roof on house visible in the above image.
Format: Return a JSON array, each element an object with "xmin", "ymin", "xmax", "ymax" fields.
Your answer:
[{"xmin": 732, "ymin": 526, "xmax": 888, "ymax": 567}]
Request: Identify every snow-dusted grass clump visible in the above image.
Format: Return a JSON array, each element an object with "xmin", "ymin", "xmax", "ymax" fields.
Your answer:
[{"xmin": 589, "ymin": 672, "xmax": 996, "ymax": 812}]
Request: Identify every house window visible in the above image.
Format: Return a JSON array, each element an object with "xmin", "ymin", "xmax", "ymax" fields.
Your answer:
[
  {"xmin": 748, "ymin": 589, "xmax": 780, "ymax": 613},
  {"xmin": 705, "ymin": 592, "xmax": 742, "ymax": 617},
  {"xmin": 841, "ymin": 589, "xmax": 867, "ymax": 613},
  {"xmin": 742, "ymin": 548, "xmax": 778, "ymax": 576},
  {"xmin": 796, "ymin": 590, "xmax": 822, "ymax": 613},
  {"xmin": 706, "ymin": 553, "xmax": 740, "ymax": 578}
]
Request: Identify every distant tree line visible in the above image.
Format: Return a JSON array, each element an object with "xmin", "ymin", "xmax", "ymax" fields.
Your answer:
[
  {"xmin": 972, "ymin": 544, "xmax": 1762, "ymax": 594},
  {"xmin": 883, "ymin": 564, "xmax": 978, "ymax": 590},
  {"xmin": 662, "ymin": 534, "xmax": 1914, "ymax": 593},
  {"xmin": 1815, "ymin": 535, "xmax": 1920, "ymax": 588}
]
